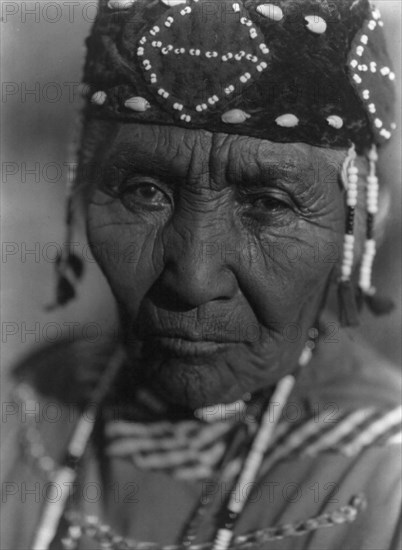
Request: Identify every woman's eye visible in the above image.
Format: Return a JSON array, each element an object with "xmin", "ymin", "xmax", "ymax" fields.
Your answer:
[
  {"xmin": 120, "ymin": 180, "xmax": 172, "ymax": 212},
  {"xmin": 250, "ymin": 195, "xmax": 290, "ymax": 212}
]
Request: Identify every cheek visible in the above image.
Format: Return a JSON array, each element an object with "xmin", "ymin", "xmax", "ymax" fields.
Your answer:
[
  {"xmin": 86, "ymin": 198, "xmax": 164, "ymax": 314},
  {"xmin": 240, "ymin": 208, "xmax": 344, "ymax": 329}
]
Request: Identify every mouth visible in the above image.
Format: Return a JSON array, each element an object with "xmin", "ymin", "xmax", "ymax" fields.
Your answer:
[
  {"xmin": 147, "ymin": 331, "xmax": 238, "ymax": 357},
  {"xmin": 151, "ymin": 336, "xmax": 231, "ymax": 357}
]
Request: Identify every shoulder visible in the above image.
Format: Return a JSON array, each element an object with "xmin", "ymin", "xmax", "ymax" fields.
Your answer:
[
  {"xmin": 2, "ymin": 337, "xmax": 119, "ymax": 482},
  {"xmin": 296, "ymin": 323, "xmax": 401, "ymax": 412},
  {"xmin": 11, "ymin": 337, "xmax": 118, "ymax": 406}
]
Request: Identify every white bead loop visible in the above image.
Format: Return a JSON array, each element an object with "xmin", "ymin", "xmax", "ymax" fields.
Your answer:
[
  {"xmin": 160, "ymin": 0, "xmax": 186, "ymax": 5},
  {"xmin": 326, "ymin": 115, "xmax": 344, "ymax": 130},
  {"xmin": 256, "ymin": 4, "xmax": 284, "ymax": 21},
  {"xmin": 124, "ymin": 96, "xmax": 151, "ymax": 112},
  {"xmin": 275, "ymin": 114, "xmax": 299, "ymax": 128},
  {"xmin": 224, "ymin": 85, "xmax": 235, "ymax": 95},
  {"xmin": 372, "ymin": 8, "xmax": 381, "ymax": 20},
  {"xmin": 356, "ymin": 45, "xmax": 364, "ymax": 57},
  {"xmin": 221, "ymin": 109, "xmax": 251, "ymax": 124},
  {"xmin": 304, "ymin": 15, "xmax": 327, "ymax": 34},
  {"xmin": 91, "ymin": 91, "xmax": 107, "ymax": 106},
  {"xmin": 107, "ymin": 0, "xmax": 136, "ymax": 9}
]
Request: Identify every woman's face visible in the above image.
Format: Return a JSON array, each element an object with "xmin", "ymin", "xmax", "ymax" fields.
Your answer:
[{"xmin": 87, "ymin": 124, "xmax": 346, "ymax": 409}]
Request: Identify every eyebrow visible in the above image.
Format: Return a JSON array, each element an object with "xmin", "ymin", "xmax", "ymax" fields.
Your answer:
[
  {"xmin": 226, "ymin": 156, "xmax": 308, "ymax": 190},
  {"xmin": 103, "ymin": 145, "xmax": 179, "ymax": 183}
]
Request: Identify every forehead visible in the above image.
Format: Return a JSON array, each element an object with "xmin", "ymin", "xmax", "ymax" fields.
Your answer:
[{"xmin": 101, "ymin": 123, "xmax": 346, "ymax": 184}]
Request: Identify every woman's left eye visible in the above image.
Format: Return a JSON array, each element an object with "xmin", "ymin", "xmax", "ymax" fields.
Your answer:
[
  {"xmin": 241, "ymin": 189, "xmax": 293, "ymax": 214},
  {"xmin": 249, "ymin": 195, "xmax": 290, "ymax": 212}
]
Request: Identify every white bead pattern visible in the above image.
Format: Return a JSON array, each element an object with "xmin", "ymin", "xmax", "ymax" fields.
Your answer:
[{"xmin": 134, "ymin": 4, "xmax": 270, "ymax": 122}]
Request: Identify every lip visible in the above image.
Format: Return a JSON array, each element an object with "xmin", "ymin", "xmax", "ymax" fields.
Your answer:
[{"xmin": 149, "ymin": 336, "xmax": 232, "ymax": 357}]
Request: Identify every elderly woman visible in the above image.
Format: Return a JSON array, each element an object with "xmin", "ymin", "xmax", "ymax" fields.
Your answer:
[{"xmin": 1, "ymin": 0, "xmax": 401, "ymax": 549}]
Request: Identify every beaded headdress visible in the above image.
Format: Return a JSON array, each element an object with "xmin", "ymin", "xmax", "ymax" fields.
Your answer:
[
  {"xmin": 83, "ymin": 0, "xmax": 395, "ymax": 151},
  {"xmin": 55, "ymin": 0, "xmax": 396, "ymax": 323}
]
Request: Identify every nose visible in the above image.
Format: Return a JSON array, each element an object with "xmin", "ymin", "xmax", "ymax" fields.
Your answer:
[{"xmin": 152, "ymin": 217, "xmax": 239, "ymax": 310}]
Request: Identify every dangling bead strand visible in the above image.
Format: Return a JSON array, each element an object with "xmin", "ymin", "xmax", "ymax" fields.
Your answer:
[
  {"xmin": 357, "ymin": 146, "xmax": 394, "ymax": 316},
  {"xmin": 338, "ymin": 145, "xmax": 360, "ymax": 326},
  {"xmin": 359, "ymin": 145, "xmax": 378, "ymax": 294},
  {"xmin": 341, "ymin": 146, "xmax": 358, "ymax": 283}
]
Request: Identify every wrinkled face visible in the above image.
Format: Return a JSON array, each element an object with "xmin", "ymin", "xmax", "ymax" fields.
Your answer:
[{"xmin": 86, "ymin": 124, "xmax": 346, "ymax": 409}]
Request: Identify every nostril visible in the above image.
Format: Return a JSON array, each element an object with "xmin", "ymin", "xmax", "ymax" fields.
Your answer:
[
  {"xmin": 148, "ymin": 281, "xmax": 199, "ymax": 312},
  {"xmin": 149, "ymin": 262, "xmax": 238, "ymax": 310}
]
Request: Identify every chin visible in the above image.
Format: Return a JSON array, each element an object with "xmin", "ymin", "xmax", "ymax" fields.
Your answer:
[
  {"xmin": 127, "ymin": 339, "xmax": 285, "ymax": 410},
  {"xmin": 142, "ymin": 355, "xmax": 244, "ymax": 409}
]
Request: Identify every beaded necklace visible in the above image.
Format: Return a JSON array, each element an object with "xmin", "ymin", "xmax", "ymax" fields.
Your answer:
[{"xmin": 29, "ymin": 335, "xmax": 340, "ymax": 550}]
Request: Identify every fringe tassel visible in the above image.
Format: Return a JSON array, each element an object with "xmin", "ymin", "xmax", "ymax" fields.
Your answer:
[
  {"xmin": 338, "ymin": 280, "xmax": 360, "ymax": 327},
  {"xmin": 46, "ymin": 250, "xmax": 84, "ymax": 311},
  {"xmin": 364, "ymin": 292, "xmax": 395, "ymax": 316},
  {"xmin": 46, "ymin": 177, "xmax": 84, "ymax": 310}
]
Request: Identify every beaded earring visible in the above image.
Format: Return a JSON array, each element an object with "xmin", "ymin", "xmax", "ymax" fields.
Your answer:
[
  {"xmin": 46, "ymin": 170, "xmax": 84, "ymax": 310},
  {"xmin": 338, "ymin": 144, "xmax": 360, "ymax": 327},
  {"xmin": 358, "ymin": 145, "xmax": 394, "ymax": 315},
  {"xmin": 359, "ymin": 145, "xmax": 378, "ymax": 296}
]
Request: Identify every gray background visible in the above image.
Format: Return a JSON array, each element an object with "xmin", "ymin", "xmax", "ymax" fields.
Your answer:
[{"xmin": 1, "ymin": 1, "xmax": 401, "ymax": 389}]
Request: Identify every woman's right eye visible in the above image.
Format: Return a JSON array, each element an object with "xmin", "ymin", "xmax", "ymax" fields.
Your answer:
[{"xmin": 104, "ymin": 175, "xmax": 173, "ymax": 213}]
